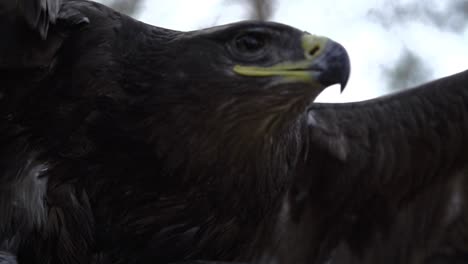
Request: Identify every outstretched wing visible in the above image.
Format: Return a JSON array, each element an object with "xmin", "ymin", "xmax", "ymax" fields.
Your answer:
[
  {"xmin": 269, "ymin": 69, "xmax": 468, "ymax": 263},
  {"xmin": 306, "ymin": 69, "xmax": 468, "ymax": 207}
]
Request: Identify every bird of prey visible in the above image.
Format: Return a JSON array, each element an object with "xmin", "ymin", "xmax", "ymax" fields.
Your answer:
[
  {"xmin": 0, "ymin": 0, "xmax": 349, "ymax": 263},
  {"xmin": 1, "ymin": 1, "xmax": 468, "ymax": 264}
]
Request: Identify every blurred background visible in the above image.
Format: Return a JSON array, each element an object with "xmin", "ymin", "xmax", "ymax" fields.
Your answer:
[{"xmin": 99, "ymin": 0, "xmax": 468, "ymax": 102}]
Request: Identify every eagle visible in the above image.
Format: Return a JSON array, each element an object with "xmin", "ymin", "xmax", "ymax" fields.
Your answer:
[
  {"xmin": 0, "ymin": 0, "xmax": 467, "ymax": 264},
  {"xmin": 0, "ymin": 0, "xmax": 349, "ymax": 263}
]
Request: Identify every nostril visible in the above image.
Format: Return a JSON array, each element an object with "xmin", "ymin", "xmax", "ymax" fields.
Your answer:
[{"xmin": 309, "ymin": 46, "xmax": 320, "ymax": 57}]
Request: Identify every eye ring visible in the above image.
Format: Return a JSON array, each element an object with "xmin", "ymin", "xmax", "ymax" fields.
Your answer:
[
  {"xmin": 232, "ymin": 32, "xmax": 269, "ymax": 60},
  {"xmin": 235, "ymin": 33, "xmax": 265, "ymax": 53}
]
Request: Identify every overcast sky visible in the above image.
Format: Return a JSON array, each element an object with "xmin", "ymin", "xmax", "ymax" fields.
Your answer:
[{"xmin": 131, "ymin": 0, "xmax": 468, "ymax": 102}]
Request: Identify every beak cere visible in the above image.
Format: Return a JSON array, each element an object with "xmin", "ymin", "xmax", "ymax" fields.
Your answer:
[
  {"xmin": 302, "ymin": 34, "xmax": 351, "ymax": 92},
  {"xmin": 233, "ymin": 33, "xmax": 351, "ymax": 92}
]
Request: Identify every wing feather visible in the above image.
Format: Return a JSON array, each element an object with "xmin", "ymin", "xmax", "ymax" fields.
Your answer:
[{"xmin": 16, "ymin": 0, "xmax": 61, "ymax": 39}]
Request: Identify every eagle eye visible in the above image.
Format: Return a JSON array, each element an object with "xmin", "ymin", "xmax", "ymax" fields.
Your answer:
[{"xmin": 233, "ymin": 32, "xmax": 268, "ymax": 57}]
